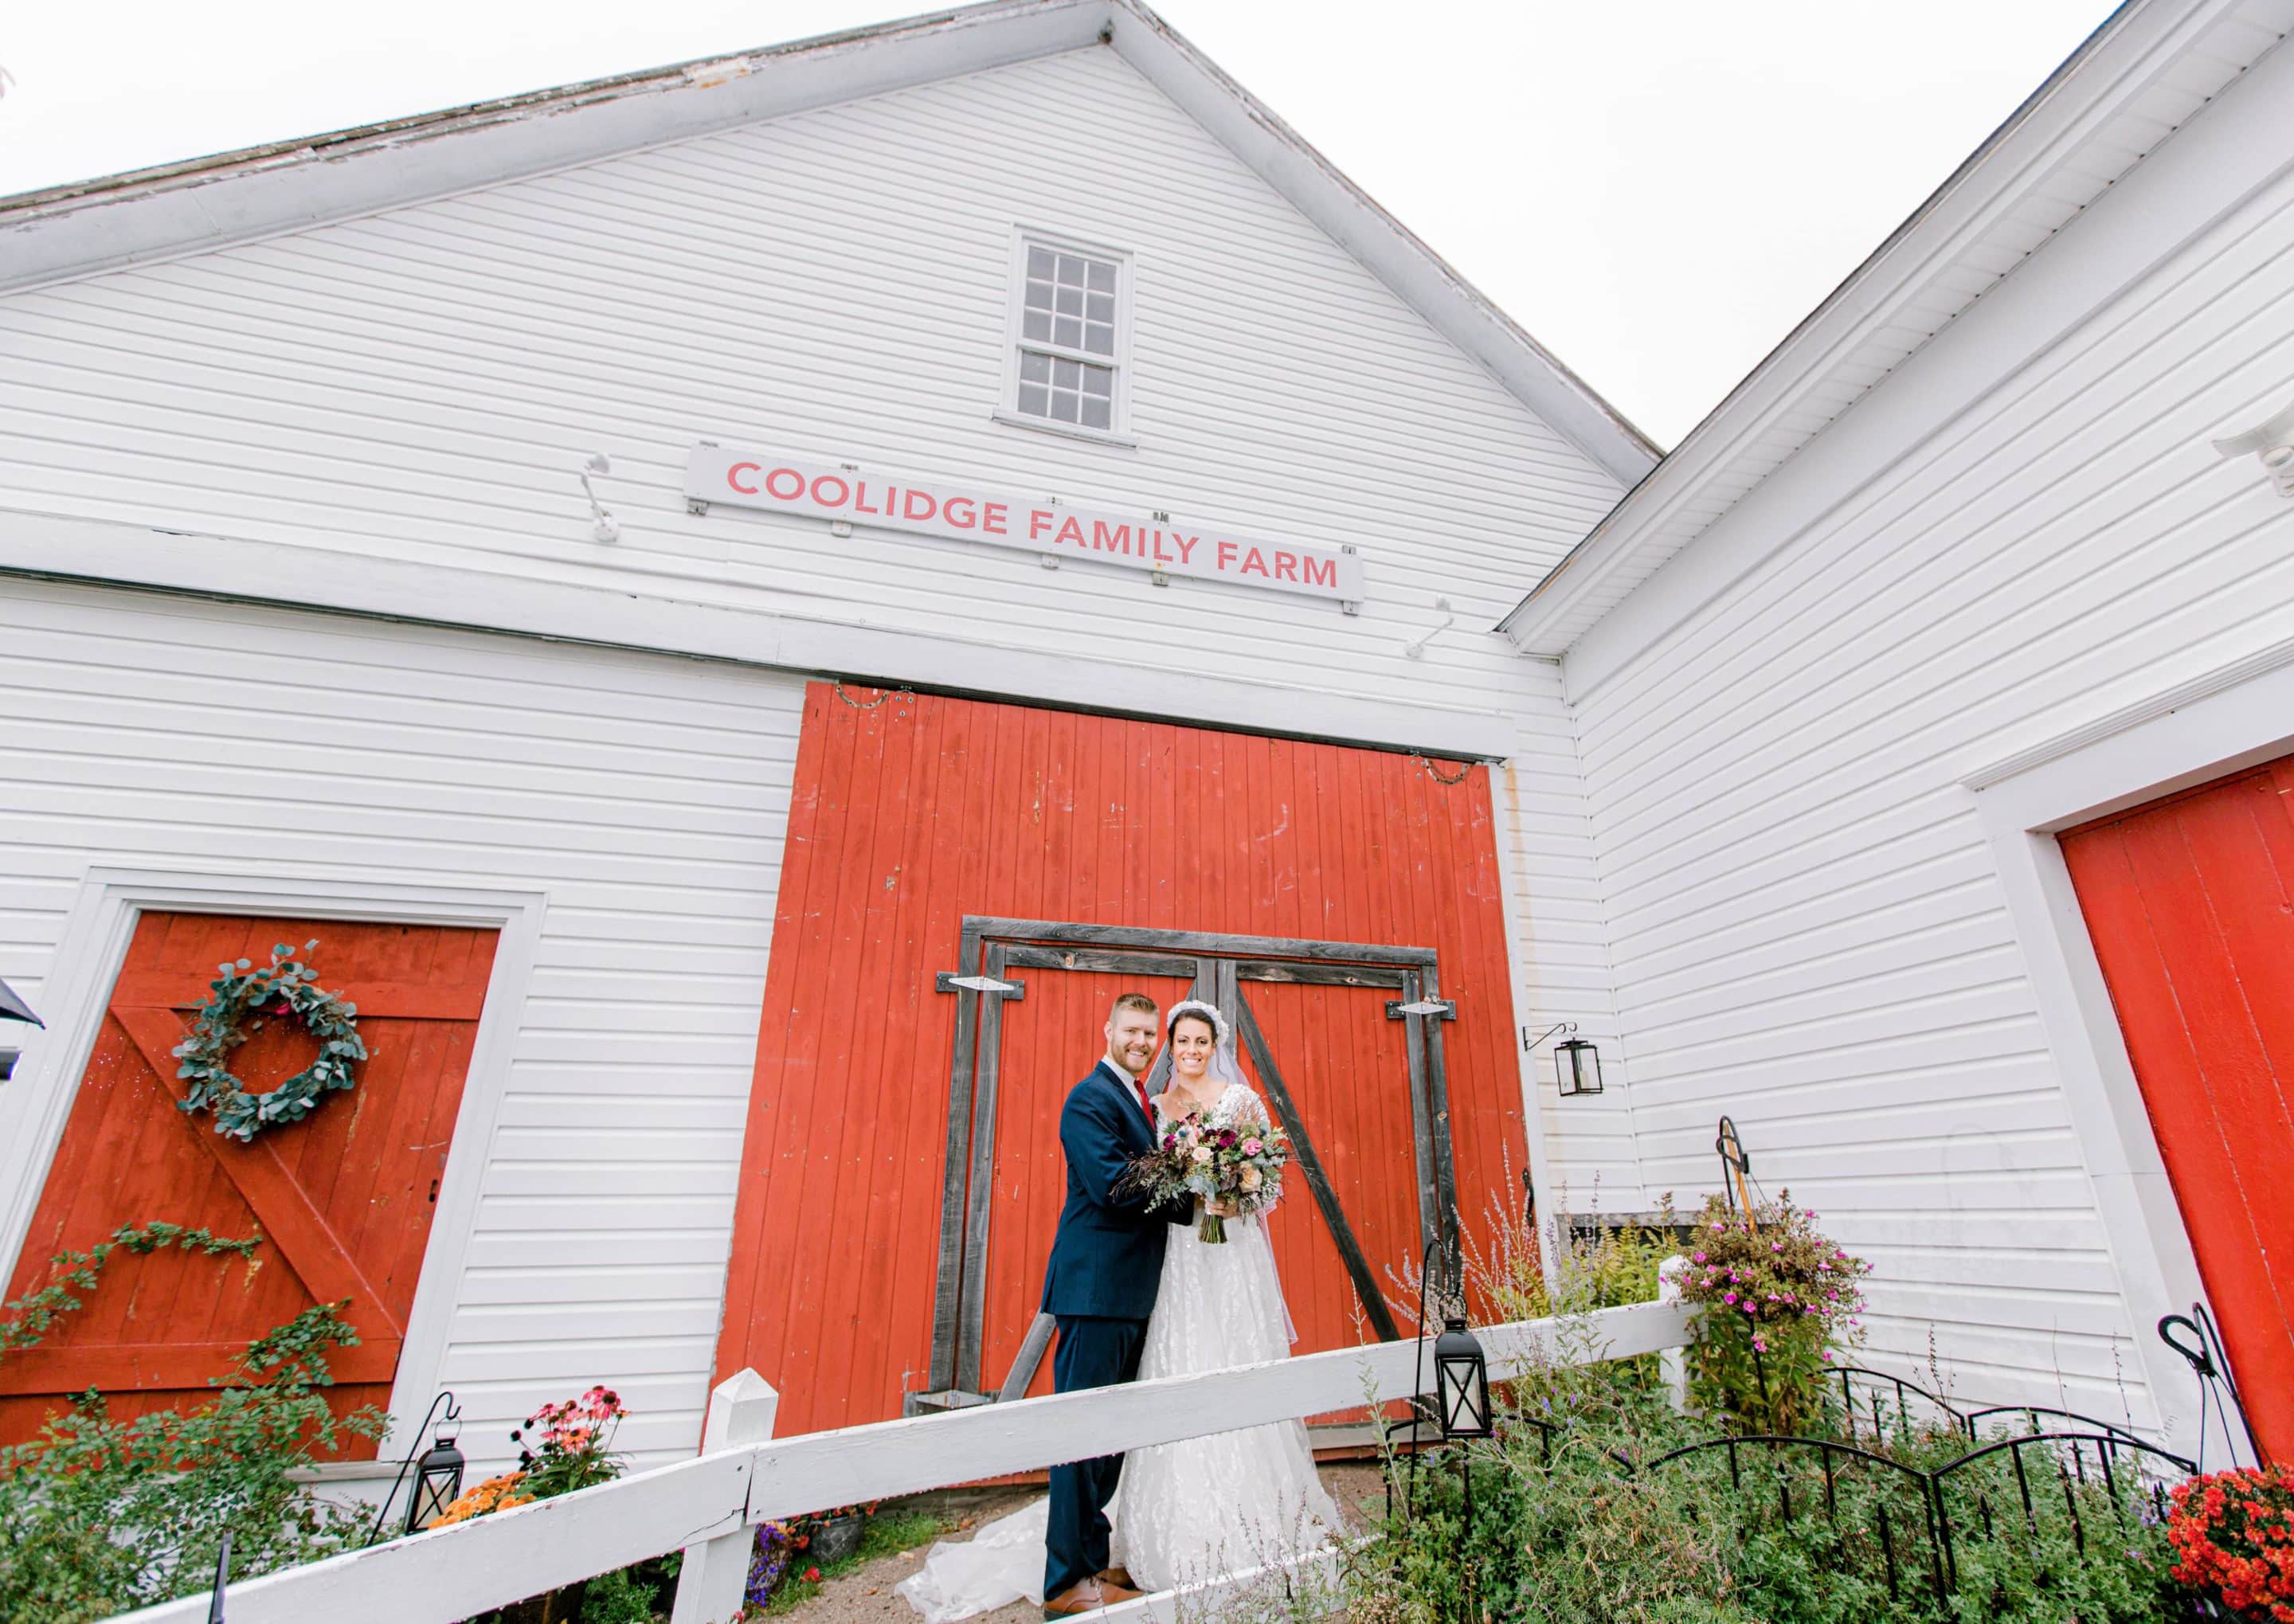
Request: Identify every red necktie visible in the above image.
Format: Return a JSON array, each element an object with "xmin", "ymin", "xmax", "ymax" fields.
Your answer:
[{"xmin": 1127, "ymin": 1070, "xmax": 1154, "ymax": 1125}]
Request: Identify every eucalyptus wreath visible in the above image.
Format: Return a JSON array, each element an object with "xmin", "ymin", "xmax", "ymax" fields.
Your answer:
[{"xmin": 171, "ymin": 941, "xmax": 367, "ymax": 1143}]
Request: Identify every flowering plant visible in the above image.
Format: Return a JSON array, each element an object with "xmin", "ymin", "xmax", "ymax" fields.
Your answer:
[
  {"xmin": 1122, "ymin": 1112, "xmax": 1290, "ymax": 1242},
  {"xmin": 513, "ymin": 1384, "xmax": 628, "ymax": 1498},
  {"xmin": 428, "ymin": 1471, "xmax": 535, "ymax": 1528},
  {"xmin": 745, "ymin": 1519, "xmax": 799, "ymax": 1608},
  {"xmin": 418, "ymin": 1385, "xmax": 631, "ymax": 1530},
  {"xmin": 1673, "ymin": 1191, "xmax": 1869, "ymax": 1433},
  {"xmin": 2167, "ymin": 1464, "xmax": 2294, "ymax": 1620}
]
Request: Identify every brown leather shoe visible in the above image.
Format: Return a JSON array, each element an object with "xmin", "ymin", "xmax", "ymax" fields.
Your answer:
[
  {"xmin": 1043, "ymin": 1576, "xmax": 1144, "ymax": 1616},
  {"xmin": 1098, "ymin": 1567, "xmax": 1137, "ymax": 1591}
]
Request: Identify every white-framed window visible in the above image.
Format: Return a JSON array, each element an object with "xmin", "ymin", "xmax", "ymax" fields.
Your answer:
[{"xmin": 998, "ymin": 230, "xmax": 1133, "ymax": 444}]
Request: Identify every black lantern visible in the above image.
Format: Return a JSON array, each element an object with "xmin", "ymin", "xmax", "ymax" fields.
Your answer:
[
  {"xmin": 1556, "ymin": 1036, "xmax": 1602, "ymax": 1097},
  {"xmin": 1433, "ymin": 1315, "xmax": 1492, "ymax": 1439},
  {"xmin": 404, "ymin": 1415, "xmax": 466, "ymax": 1535}
]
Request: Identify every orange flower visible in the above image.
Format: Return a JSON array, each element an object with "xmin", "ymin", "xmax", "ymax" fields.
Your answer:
[{"xmin": 428, "ymin": 1470, "xmax": 536, "ymax": 1528}]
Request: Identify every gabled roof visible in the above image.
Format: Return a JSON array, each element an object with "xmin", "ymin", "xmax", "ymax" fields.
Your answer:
[
  {"xmin": 1499, "ymin": 0, "xmax": 2294, "ymax": 655},
  {"xmin": 0, "ymin": 0, "xmax": 1659, "ymax": 488}
]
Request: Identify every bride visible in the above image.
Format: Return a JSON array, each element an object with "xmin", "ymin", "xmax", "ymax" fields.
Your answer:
[{"xmin": 898, "ymin": 999, "xmax": 1340, "ymax": 1620}]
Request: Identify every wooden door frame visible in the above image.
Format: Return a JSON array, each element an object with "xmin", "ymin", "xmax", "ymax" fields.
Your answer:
[
  {"xmin": 919, "ymin": 915, "xmax": 1462, "ymax": 1408},
  {"xmin": 0, "ymin": 867, "xmax": 547, "ymax": 1466},
  {"xmin": 1968, "ymin": 640, "xmax": 2294, "ymax": 1458}
]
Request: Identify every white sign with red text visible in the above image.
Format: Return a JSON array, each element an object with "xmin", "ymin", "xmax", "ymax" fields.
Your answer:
[{"xmin": 683, "ymin": 446, "xmax": 1364, "ymax": 605}]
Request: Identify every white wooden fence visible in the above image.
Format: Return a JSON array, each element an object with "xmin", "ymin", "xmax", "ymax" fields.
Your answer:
[{"xmin": 116, "ymin": 1301, "xmax": 1693, "ymax": 1624}]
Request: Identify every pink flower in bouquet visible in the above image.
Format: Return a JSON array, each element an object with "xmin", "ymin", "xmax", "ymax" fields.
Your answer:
[{"xmin": 1242, "ymin": 1137, "xmax": 1263, "ymax": 1156}]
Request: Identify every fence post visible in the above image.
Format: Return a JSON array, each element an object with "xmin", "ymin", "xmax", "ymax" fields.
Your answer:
[
  {"xmin": 669, "ymin": 1368, "xmax": 779, "ymax": 1624},
  {"xmin": 1657, "ymin": 1256, "xmax": 1689, "ymax": 1413}
]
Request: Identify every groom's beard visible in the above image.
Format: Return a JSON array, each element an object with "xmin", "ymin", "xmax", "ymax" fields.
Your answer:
[{"xmin": 1108, "ymin": 1040, "xmax": 1155, "ymax": 1076}]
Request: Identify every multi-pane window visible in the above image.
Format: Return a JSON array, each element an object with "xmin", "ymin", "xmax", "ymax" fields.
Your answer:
[{"xmin": 1008, "ymin": 239, "xmax": 1126, "ymax": 435}]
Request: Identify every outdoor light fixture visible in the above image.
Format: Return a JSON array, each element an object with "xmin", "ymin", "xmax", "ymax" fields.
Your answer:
[
  {"xmin": 405, "ymin": 1411, "xmax": 466, "ymax": 1536},
  {"xmin": 1402, "ymin": 597, "xmax": 1457, "ymax": 660},
  {"xmin": 1434, "ymin": 1314, "xmax": 1493, "ymax": 1439},
  {"xmin": 369, "ymin": 1392, "xmax": 465, "ymax": 1544},
  {"xmin": 1556, "ymin": 1036, "xmax": 1603, "ymax": 1097},
  {"xmin": 578, "ymin": 452, "xmax": 621, "ymax": 542},
  {"xmin": 2213, "ymin": 401, "xmax": 2294, "ymax": 499},
  {"xmin": 1523, "ymin": 1020, "xmax": 1603, "ymax": 1097},
  {"xmin": 0, "ymin": 976, "xmax": 42, "ymax": 1027}
]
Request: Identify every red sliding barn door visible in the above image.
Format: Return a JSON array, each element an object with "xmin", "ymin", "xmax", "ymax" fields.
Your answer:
[
  {"xmin": 715, "ymin": 685, "xmax": 1525, "ymax": 1437},
  {"xmin": 2, "ymin": 914, "xmax": 496, "ymax": 1455},
  {"xmin": 2060, "ymin": 756, "xmax": 2294, "ymax": 1459}
]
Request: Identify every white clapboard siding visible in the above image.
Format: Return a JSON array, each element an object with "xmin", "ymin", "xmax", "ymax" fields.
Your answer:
[
  {"xmin": 0, "ymin": 580, "xmax": 803, "ymax": 1469},
  {"xmin": 1493, "ymin": 667, "xmax": 1639, "ymax": 1211},
  {"xmin": 0, "ymin": 46, "xmax": 1621, "ymax": 729},
  {"xmin": 1566, "ymin": 138, "xmax": 2294, "ymax": 1424}
]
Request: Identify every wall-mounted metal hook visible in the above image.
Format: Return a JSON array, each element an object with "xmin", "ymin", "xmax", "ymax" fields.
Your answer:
[{"xmin": 1521, "ymin": 1019, "xmax": 1575, "ymax": 1053}]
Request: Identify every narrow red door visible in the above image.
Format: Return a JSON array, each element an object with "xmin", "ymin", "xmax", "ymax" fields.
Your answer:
[
  {"xmin": 2, "ymin": 913, "xmax": 496, "ymax": 1455},
  {"xmin": 2061, "ymin": 757, "xmax": 2294, "ymax": 1459}
]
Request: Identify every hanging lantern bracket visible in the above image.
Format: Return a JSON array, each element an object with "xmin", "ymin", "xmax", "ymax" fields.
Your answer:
[{"xmin": 1522, "ymin": 1019, "xmax": 1574, "ymax": 1053}]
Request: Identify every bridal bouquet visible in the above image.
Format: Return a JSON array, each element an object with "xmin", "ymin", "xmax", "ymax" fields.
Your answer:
[{"xmin": 1123, "ymin": 1114, "xmax": 1290, "ymax": 1242}]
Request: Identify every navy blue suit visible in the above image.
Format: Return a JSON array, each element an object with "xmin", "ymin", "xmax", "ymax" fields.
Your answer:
[{"xmin": 1040, "ymin": 1059, "xmax": 1190, "ymax": 1600}]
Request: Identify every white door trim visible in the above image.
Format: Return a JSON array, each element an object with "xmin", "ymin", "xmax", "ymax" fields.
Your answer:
[
  {"xmin": 0, "ymin": 867, "xmax": 546, "ymax": 1463},
  {"xmin": 1968, "ymin": 652, "xmax": 2294, "ymax": 1458}
]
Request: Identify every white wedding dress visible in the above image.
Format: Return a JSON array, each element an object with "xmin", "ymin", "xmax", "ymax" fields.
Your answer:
[{"xmin": 898, "ymin": 1078, "xmax": 1340, "ymax": 1620}]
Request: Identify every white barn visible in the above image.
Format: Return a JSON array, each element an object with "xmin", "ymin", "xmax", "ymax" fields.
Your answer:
[
  {"xmin": 1505, "ymin": 0, "xmax": 2294, "ymax": 1457},
  {"xmin": 0, "ymin": 0, "xmax": 2288, "ymax": 1486}
]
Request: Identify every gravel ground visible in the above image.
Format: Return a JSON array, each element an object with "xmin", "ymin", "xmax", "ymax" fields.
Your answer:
[{"xmin": 775, "ymin": 1462, "xmax": 1387, "ymax": 1624}]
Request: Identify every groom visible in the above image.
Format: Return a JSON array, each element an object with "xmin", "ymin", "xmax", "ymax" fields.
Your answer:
[{"xmin": 1038, "ymin": 991, "xmax": 1192, "ymax": 1618}]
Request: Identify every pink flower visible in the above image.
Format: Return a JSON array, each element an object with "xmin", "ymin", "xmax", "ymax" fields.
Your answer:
[
  {"xmin": 1693, "ymin": 1251, "xmax": 1707, "ymax": 1263},
  {"xmin": 1724, "ymin": 1293, "xmax": 1737, "ymax": 1304},
  {"xmin": 1241, "ymin": 1137, "xmax": 1263, "ymax": 1156}
]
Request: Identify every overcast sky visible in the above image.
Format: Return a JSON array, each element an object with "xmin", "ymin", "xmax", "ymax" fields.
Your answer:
[{"xmin": 0, "ymin": 1, "xmax": 2111, "ymax": 446}]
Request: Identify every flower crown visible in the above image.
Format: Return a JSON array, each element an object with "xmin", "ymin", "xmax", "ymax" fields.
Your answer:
[{"xmin": 1165, "ymin": 998, "xmax": 1232, "ymax": 1049}]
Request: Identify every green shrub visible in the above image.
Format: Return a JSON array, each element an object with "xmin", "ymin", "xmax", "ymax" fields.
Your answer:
[
  {"xmin": 0, "ymin": 1224, "xmax": 387, "ymax": 1624},
  {"xmin": 578, "ymin": 1561, "xmax": 661, "ymax": 1624},
  {"xmin": 1460, "ymin": 1181, "xmax": 1670, "ymax": 1325},
  {"xmin": 1353, "ymin": 1274, "xmax": 2182, "ymax": 1624}
]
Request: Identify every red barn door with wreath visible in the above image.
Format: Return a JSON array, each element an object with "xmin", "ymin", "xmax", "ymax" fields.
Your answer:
[
  {"xmin": 0, "ymin": 913, "xmax": 496, "ymax": 1455},
  {"xmin": 714, "ymin": 685, "xmax": 1525, "ymax": 1438},
  {"xmin": 2060, "ymin": 754, "xmax": 2294, "ymax": 1461}
]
